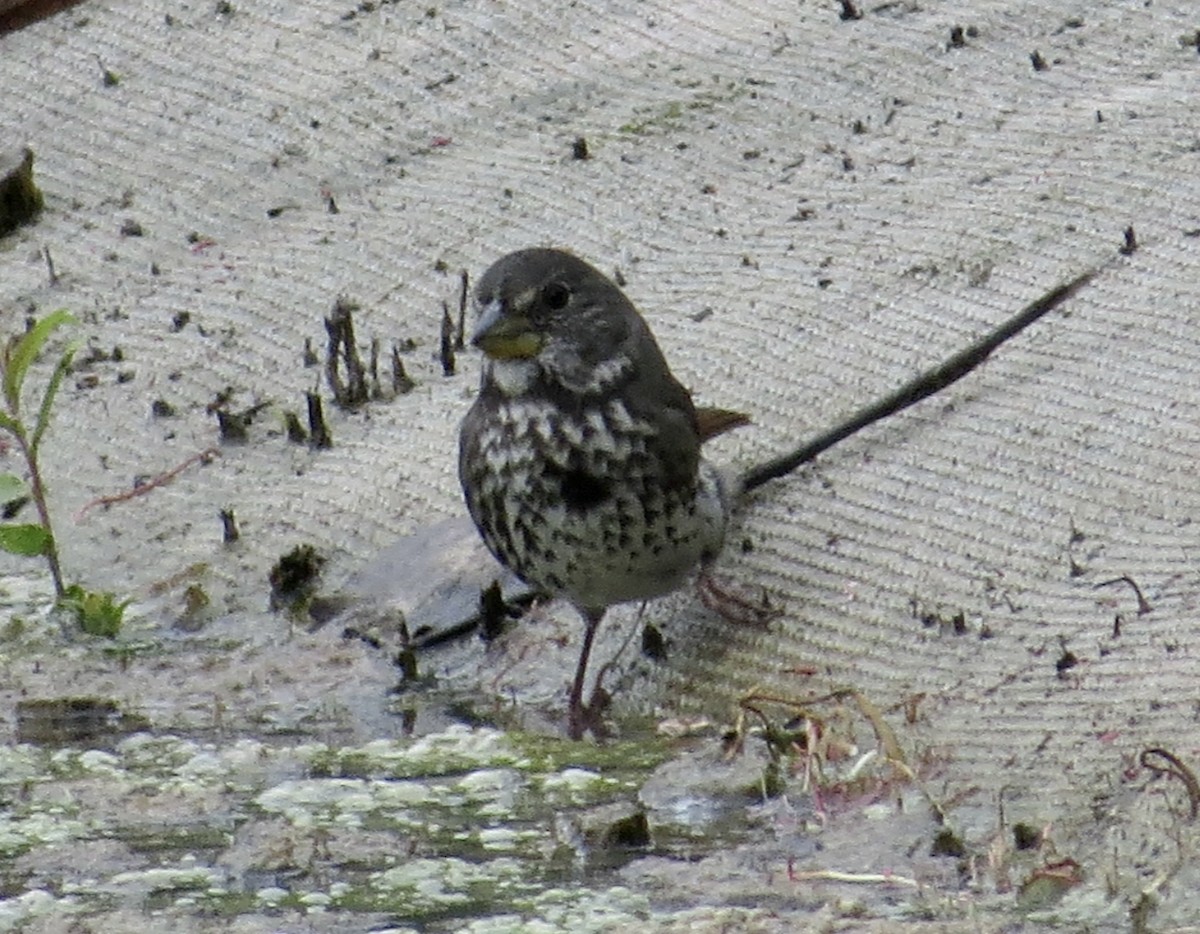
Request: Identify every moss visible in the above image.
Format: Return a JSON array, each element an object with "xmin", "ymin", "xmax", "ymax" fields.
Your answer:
[{"xmin": 0, "ymin": 148, "xmax": 44, "ymax": 236}]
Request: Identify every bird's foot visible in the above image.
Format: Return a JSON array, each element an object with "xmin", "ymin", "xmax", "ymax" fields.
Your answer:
[
  {"xmin": 566, "ymin": 686, "xmax": 611, "ymax": 741},
  {"xmin": 697, "ymin": 572, "xmax": 780, "ymax": 627},
  {"xmin": 565, "ymin": 610, "xmax": 613, "ymax": 741}
]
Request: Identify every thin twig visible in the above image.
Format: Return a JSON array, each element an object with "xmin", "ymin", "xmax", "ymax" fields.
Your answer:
[
  {"xmin": 76, "ymin": 447, "xmax": 220, "ymax": 519},
  {"xmin": 787, "ymin": 863, "xmax": 920, "ymax": 888},
  {"xmin": 1096, "ymin": 575, "xmax": 1153, "ymax": 615},
  {"xmin": 1140, "ymin": 747, "xmax": 1200, "ymax": 820}
]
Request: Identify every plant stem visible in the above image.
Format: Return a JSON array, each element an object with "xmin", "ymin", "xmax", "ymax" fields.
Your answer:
[{"xmin": 17, "ymin": 427, "xmax": 64, "ymax": 598}]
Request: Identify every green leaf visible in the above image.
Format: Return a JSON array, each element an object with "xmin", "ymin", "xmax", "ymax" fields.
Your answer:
[
  {"xmin": 0, "ymin": 474, "xmax": 28, "ymax": 504},
  {"xmin": 0, "ymin": 523, "xmax": 50, "ymax": 556},
  {"xmin": 2, "ymin": 310, "xmax": 76, "ymax": 414},
  {"xmin": 0, "ymin": 410, "xmax": 21, "ymax": 436},
  {"xmin": 59, "ymin": 584, "xmax": 129, "ymax": 638},
  {"xmin": 31, "ymin": 340, "xmax": 79, "ymax": 451}
]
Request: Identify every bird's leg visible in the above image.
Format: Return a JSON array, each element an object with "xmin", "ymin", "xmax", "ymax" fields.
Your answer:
[
  {"xmin": 567, "ymin": 608, "xmax": 604, "ymax": 740},
  {"xmin": 584, "ymin": 601, "xmax": 648, "ymax": 728}
]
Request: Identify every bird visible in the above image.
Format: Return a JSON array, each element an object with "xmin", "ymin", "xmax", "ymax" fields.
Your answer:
[{"xmin": 458, "ymin": 246, "xmax": 1105, "ymax": 740}]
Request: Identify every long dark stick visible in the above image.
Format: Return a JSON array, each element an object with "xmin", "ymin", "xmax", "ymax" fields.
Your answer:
[{"xmin": 739, "ymin": 264, "xmax": 1105, "ymax": 494}]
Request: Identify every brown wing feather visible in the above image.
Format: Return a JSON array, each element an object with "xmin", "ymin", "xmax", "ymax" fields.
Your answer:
[
  {"xmin": 696, "ymin": 407, "xmax": 751, "ymax": 442},
  {"xmin": 615, "ymin": 312, "xmax": 703, "ymax": 492}
]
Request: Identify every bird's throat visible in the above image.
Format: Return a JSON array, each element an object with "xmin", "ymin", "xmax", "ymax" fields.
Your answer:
[{"xmin": 485, "ymin": 358, "xmax": 539, "ymax": 397}]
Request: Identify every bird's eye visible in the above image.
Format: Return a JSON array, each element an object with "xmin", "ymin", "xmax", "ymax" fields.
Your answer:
[{"xmin": 540, "ymin": 281, "xmax": 571, "ymax": 310}]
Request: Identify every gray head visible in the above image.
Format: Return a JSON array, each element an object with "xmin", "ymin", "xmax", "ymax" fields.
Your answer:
[{"xmin": 471, "ymin": 248, "xmax": 658, "ymax": 395}]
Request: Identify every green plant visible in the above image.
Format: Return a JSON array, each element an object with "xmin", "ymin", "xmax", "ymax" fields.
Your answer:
[
  {"xmin": 0, "ymin": 313, "xmax": 129, "ymax": 637},
  {"xmin": 58, "ymin": 584, "xmax": 130, "ymax": 638},
  {"xmin": 0, "ymin": 310, "xmax": 78, "ymax": 597}
]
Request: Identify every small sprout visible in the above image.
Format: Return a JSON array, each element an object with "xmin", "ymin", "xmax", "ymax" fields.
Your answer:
[
  {"xmin": 0, "ymin": 148, "xmax": 45, "ymax": 236},
  {"xmin": 324, "ymin": 297, "xmax": 369, "ymax": 408},
  {"xmin": 215, "ymin": 408, "xmax": 249, "ymax": 442},
  {"xmin": 1119, "ymin": 225, "xmax": 1138, "ymax": 256},
  {"xmin": 930, "ymin": 828, "xmax": 967, "ymax": 858},
  {"xmin": 283, "ymin": 410, "xmax": 307, "ymax": 444},
  {"xmin": 59, "ymin": 584, "xmax": 130, "ymax": 638},
  {"xmin": 269, "ymin": 543, "xmax": 325, "ymax": 611},
  {"xmin": 838, "ymin": 0, "xmax": 862, "ymax": 21},
  {"xmin": 302, "ymin": 337, "xmax": 319, "ymax": 366},
  {"xmin": 306, "ymin": 392, "xmax": 332, "ymax": 448},
  {"xmin": 439, "ymin": 302, "xmax": 456, "ymax": 375},
  {"xmin": 173, "ymin": 583, "xmax": 212, "ymax": 632},
  {"xmin": 1055, "ymin": 646, "xmax": 1079, "ymax": 677},
  {"xmin": 391, "ymin": 346, "xmax": 415, "ymax": 394},
  {"xmin": 219, "ymin": 507, "xmax": 239, "ymax": 543},
  {"xmin": 1013, "ymin": 822, "xmax": 1041, "ymax": 850},
  {"xmin": 456, "ymin": 269, "xmax": 468, "ymax": 348}
]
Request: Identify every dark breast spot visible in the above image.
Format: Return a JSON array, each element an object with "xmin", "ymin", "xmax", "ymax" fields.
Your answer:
[{"xmin": 551, "ymin": 466, "xmax": 611, "ymax": 512}]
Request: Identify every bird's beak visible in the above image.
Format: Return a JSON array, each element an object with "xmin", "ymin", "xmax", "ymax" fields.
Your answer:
[{"xmin": 471, "ymin": 299, "xmax": 544, "ymax": 360}]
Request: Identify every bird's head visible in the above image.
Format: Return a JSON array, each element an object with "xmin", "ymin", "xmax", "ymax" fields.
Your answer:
[{"xmin": 471, "ymin": 248, "xmax": 638, "ymax": 394}]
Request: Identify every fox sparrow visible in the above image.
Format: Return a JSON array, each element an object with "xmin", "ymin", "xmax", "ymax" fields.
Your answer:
[{"xmin": 458, "ymin": 246, "xmax": 1103, "ymax": 739}]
